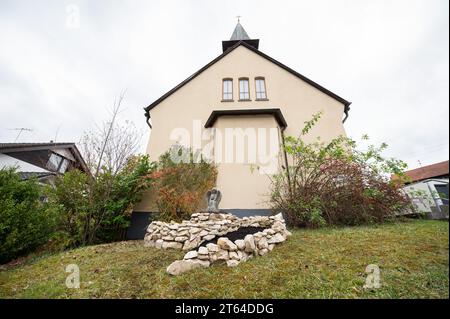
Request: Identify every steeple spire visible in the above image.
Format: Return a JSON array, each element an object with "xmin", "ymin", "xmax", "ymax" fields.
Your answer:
[
  {"xmin": 222, "ymin": 19, "xmax": 260, "ymax": 52},
  {"xmin": 230, "ymin": 21, "xmax": 250, "ymax": 41}
]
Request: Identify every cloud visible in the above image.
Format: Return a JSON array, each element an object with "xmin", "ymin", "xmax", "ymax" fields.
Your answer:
[{"xmin": 0, "ymin": 0, "xmax": 448, "ymax": 167}]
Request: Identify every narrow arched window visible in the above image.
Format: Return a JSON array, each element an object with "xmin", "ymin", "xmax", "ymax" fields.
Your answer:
[
  {"xmin": 239, "ymin": 78, "xmax": 250, "ymax": 100},
  {"xmin": 222, "ymin": 78, "xmax": 233, "ymax": 101},
  {"xmin": 255, "ymin": 77, "xmax": 267, "ymax": 100}
]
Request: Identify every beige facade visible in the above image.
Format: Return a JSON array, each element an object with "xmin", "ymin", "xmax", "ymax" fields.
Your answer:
[{"xmin": 135, "ymin": 40, "xmax": 349, "ymax": 212}]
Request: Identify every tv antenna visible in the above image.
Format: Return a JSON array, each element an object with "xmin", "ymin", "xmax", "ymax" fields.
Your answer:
[{"xmin": 8, "ymin": 127, "xmax": 33, "ymax": 142}]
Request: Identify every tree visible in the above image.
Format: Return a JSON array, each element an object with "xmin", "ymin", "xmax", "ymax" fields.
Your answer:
[
  {"xmin": 51, "ymin": 155, "xmax": 155, "ymax": 246},
  {"xmin": 0, "ymin": 168, "xmax": 58, "ymax": 263},
  {"xmin": 51, "ymin": 93, "xmax": 155, "ymax": 246},
  {"xmin": 80, "ymin": 92, "xmax": 142, "ymax": 176}
]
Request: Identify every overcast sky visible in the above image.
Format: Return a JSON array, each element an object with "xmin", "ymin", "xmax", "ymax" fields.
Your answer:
[{"xmin": 0, "ymin": 0, "xmax": 448, "ymax": 170}]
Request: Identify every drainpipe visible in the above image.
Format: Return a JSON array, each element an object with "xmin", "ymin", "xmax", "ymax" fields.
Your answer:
[
  {"xmin": 144, "ymin": 110, "xmax": 152, "ymax": 129},
  {"xmin": 280, "ymin": 127, "xmax": 292, "ymax": 197},
  {"xmin": 342, "ymin": 104, "xmax": 351, "ymax": 123}
]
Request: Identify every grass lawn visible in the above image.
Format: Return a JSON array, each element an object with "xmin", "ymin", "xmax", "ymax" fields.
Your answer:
[{"xmin": 0, "ymin": 219, "xmax": 448, "ymax": 299}]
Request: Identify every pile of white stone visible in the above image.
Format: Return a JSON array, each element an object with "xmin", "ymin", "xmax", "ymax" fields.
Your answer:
[{"xmin": 144, "ymin": 211, "xmax": 291, "ymax": 275}]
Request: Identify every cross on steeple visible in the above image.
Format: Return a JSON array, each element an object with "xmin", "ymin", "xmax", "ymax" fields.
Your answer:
[{"xmin": 236, "ymin": 15, "xmax": 241, "ymax": 23}]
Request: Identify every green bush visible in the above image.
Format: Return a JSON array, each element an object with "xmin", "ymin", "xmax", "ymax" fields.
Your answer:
[
  {"xmin": 0, "ymin": 168, "xmax": 58, "ymax": 263},
  {"xmin": 50, "ymin": 155, "xmax": 155, "ymax": 247},
  {"xmin": 270, "ymin": 112, "xmax": 411, "ymax": 228}
]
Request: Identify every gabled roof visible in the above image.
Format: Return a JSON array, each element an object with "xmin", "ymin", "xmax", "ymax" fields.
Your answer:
[
  {"xmin": 401, "ymin": 160, "xmax": 449, "ymax": 183},
  {"xmin": 0, "ymin": 142, "xmax": 89, "ymax": 173},
  {"xmin": 144, "ymin": 41, "xmax": 351, "ymax": 121},
  {"xmin": 0, "ymin": 142, "xmax": 76, "ymax": 150}
]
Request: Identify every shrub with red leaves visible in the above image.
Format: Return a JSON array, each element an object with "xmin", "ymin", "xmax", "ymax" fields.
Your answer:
[
  {"xmin": 270, "ymin": 112, "xmax": 411, "ymax": 228},
  {"xmin": 152, "ymin": 147, "xmax": 217, "ymax": 222}
]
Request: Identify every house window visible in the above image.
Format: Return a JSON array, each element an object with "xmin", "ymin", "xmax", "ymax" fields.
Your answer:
[
  {"xmin": 239, "ymin": 78, "xmax": 250, "ymax": 100},
  {"xmin": 255, "ymin": 77, "xmax": 267, "ymax": 100},
  {"xmin": 47, "ymin": 153, "xmax": 63, "ymax": 171},
  {"xmin": 222, "ymin": 79, "xmax": 233, "ymax": 101},
  {"xmin": 435, "ymin": 184, "xmax": 449, "ymax": 205},
  {"xmin": 58, "ymin": 159, "xmax": 70, "ymax": 173}
]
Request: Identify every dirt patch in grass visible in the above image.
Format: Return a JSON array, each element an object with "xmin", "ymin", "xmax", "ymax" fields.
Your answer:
[{"xmin": 0, "ymin": 220, "xmax": 448, "ymax": 298}]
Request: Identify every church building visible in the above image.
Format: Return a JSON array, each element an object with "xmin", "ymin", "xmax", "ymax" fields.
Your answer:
[{"xmin": 129, "ymin": 22, "xmax": 351, "ymax": 238}]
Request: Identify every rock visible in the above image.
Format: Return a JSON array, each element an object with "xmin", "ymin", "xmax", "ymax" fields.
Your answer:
[
  {"xmin": 162, "ymin": 235, "xmax": 174, "ymax": 241},
  {"xmin": 216, "ymin": 250, "xmax": 229, "ymax": 261},
  {"xmin": 183, "ymin": 250, "xmax": 198, "ymax": 260},
  {"xmin": 253, "ymin": 232, "xmax": 263, "ymax": 238},
  {"xmin": 203, "ymin": 234, "xmax": 215, "ymax": 241},
  {"xmin": 198, "ymin": 215, "xmax": 209, "ymax": 221},
  {"xmin": 244, "ymin": 235, "xmax": 256, "ymax": 253},
  {"xmin": 166, "ymin": 260, "xmax": 202, "ymax": 275},
  {"xmin": 162, "ymin": 241, "xmax": 183, "ymax": 250},
  {"xmin": 198, "ymin": 246, "xmax": 209, "ymax": 255},
  {"xmin": 257, "ymin": 237, "xmax": 269, "ymax": 250},
  {"xmin": 226, "ymin": 260, "xmax": 240, "ymax": 267},
  {"xmin": 206, "ymin": 243, "xmax": 219, "ymax": 252},
  {"xmin": 229, "ymin": 251, "xmax": 239, "ymax": 260},
  {"xmin": 238, "ymin": 251, "xmax": 250, "ymax": 262},
  {"xmin": 155, "ymin": 239, "xmax": 164, "ymax": 249},
  {"xmin": 209, "ymin": 213, "xmax": 223, "ymax": 221},
  {"xmin": 258, "ymin": 248, "xmax": 269, "ymax": 256},
  {"xmin": 264, "ymin": 228, "xmax": 275, "ymax": 235},
  {"xmin": 267, "ymin": 233, "xmax": 286, "ymax": 244},
  {"xmin": 183, "ymin": 237, "xmax": 201, "ymax": 250},
  {"xmin": 217, "ymin": 237, "xmax": 237, "ymax": 251},
  {"xmin": 209, "ymin": 253, "xmax": 218, "ymax": 262},
  {"xmin": 198, "ymin": 254, "xmax": 210, "ymax": 260},
  {"xmin": 150, "ymin": 233, "xmax": 161, "ymax": 240},
  {"xmin": 271, "ymin": 221, "xmax": 285, "ymax": 232},
  {"xmin": 234, "ymin": 239, "xmax": 245, "ymax": 250},
  {"xmin": 174, "ymin": 236, "xmax": 189, "ymax": 242},
  {"xmin": 177, "ymin": 230, "xmax": 189, "ymax": 237},
  {"xmin": 198, "ymin": 230, "xmax": 209, "ymax": 237},
  {"xmin": 189, "ymin": 227, "xmax": 201, "ymax": 234},
  {"xmin": 268, "ymin": 244, "xmax": 275, "ymax": 251},
  {"xmin": 272, "ymin": 213, "xmax": 284, "ymax": 221},
  {"xmin": 169, "ymin": 230, "xmax": 178, "ymax": 237},
  {"xmin": 189, "ymin": 234, "xmax": 199, "ymax": 241}
]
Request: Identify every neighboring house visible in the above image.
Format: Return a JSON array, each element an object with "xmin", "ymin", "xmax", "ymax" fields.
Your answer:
[
  {"xmin": 129, "ymin": 22, "xmax": 351, "ymax": 238},
  {"xmin": 397, "ymin": 160, "xmax": 449, "ymax": 219},
  {"xmin": 0, "ymin": 142, "xmax": 89, "ymax": 184}
]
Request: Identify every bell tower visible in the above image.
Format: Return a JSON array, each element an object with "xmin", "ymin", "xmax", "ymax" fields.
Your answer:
[{"xmin": 222, "ymin": 19, "xmax": 259, "ymax": 52}]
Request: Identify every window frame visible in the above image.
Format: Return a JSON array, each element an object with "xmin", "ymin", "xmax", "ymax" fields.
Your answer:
[
  {"xmin": 255, "ymin": 77, "xmax": 268, "ymax": 100},
  {"xmin": 238, "ymin": 77, "xmax": 251, "ymax": 101},
  {"xmin": 58, "ymin": 158, "xmax": 70, "ymax": 173},
  {"xmin": 46, "ymin": 152, "xmax": 63, "ymax": 171},
  {"xmin": 222, "ymin": 78, "xmax": 234, "ymax": 101}
]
